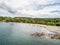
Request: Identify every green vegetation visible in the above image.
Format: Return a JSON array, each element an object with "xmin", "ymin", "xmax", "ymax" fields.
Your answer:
[{"xmin": 0, "ymin": 16, "xmax": 60, "ymax": 26}]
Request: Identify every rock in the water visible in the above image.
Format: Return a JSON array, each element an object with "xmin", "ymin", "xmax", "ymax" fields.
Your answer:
[
  {"xmin": 31, "ymin": 32, "xmax": 60, "ymax": 40},
  {"xmin": 31, "ymin": 32, "xmax": 45, "ymax": 37}
]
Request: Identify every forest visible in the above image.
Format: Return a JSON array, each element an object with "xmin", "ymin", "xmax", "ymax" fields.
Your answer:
[{"xmin": 0, "ymin": 16, "xmax": 60, "ymax": 26}]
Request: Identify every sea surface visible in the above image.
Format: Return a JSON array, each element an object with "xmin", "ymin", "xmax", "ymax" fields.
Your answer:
[{"xmin": 0, "ymin": 22, "xmax": 60, "ymax": 45}]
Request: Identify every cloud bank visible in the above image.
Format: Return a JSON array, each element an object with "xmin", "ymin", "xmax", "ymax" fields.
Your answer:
[{"xmin": 0, "ymin": 0, "xmax": 60, "ymax": 18}]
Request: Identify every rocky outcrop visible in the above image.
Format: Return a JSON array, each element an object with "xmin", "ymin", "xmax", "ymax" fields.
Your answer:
[
  {"xmin": 31, "ymin": 32, "xmax": 45, "ymax": 37},
  {"xmin": 31, "ymin": 32, "xmax": 60, "ymax": 40},
  {"xmin": 50, "ymin": 33, "xmax": 60, "ymax": 39}
]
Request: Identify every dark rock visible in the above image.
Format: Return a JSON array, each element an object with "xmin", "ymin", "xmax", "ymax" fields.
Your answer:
[
  {"xmin": 50, "ymin": 34, "xmax": 60, "ymax": 39},
  {"xmin": 31, "ymin": 32, "xmax": 60, "ymax": 40},
  {"xmin": 31, "ymin": 32, "xmax": 45, "ymax": 37}
]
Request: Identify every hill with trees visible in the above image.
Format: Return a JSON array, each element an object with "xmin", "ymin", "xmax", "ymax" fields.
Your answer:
[{"xmin": 0, "ymin": 16, "xmax": 60, "ymax": 26}]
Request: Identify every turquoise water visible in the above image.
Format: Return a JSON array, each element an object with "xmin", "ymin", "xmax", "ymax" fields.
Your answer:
[{"xmin": 0, "ymin": 22, "xmax": 60, "ymax": 45}]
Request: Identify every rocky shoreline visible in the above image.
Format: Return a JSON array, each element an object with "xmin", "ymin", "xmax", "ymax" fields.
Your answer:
[
  {"xmin": 31, "ymin": 31, "xmax": 60, "ymax": 40},
  {"xmin": 30, "ymin": 24, "xmax": 60, "ymax": 40}
]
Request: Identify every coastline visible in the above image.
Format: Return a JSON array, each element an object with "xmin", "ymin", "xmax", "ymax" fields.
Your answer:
[
  {"xmin": 13, "ymin": 22, "xmax": 60, "ymax": 31},
  {"xmin": 0, "ymin": 22, "xmax": 60, "ymax": 31},
  {"xmin": 37, "ymin": 24, "xmax": 60, "ymax": 31},
  {"xmin": 19, "ymin": 23, "xmax": 60, "ymax": 31},
  {"xmin": 20, "ymin": 23, "xmax": 60, "ymax": 31}
]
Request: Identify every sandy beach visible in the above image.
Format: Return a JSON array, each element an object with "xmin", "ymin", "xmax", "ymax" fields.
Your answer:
[
  {"xmin": 38, "ymin": 24, "xmax": 60, "ymax": 31},
  {"xmin": 18, "ymin": 23, "xmax": 60, "ymax": 31},
  {"xmin": 25, "ymin": 23, "xmax": 60, "ymax": 31}
]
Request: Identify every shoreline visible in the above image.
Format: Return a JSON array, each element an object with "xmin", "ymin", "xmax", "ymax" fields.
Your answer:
[
  {"xmin": 0, "ymin": 22, "xmax": 60, "ymax": 31},
  {"xmin": 16, "ymin": 23, "xmax": 60, "ymax": 31},
  {"xmin": 37, "ymin": 24, "xmax": 60, "ymax": 31},
  {"xmin": 19, "ymin": 23, "xmax": 60, "ymax": 31},
  {"xmin": 13, "ymin": 22, "xmax": 60, "ymax": 31}
]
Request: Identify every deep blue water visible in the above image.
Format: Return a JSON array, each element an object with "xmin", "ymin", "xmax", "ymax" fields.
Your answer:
[{"xmin": 0, "ymin": 22, "xmax": 60, "ymax": 45}]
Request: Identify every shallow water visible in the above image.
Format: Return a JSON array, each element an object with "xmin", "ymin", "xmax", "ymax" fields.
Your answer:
[{"xmin": 0, "ymin": 22, "xmax": 60, "ymax": 45}]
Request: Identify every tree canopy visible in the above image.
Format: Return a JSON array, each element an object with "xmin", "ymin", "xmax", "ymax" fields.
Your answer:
[{"xmin": 0, "ymin": 16, "xmax": 60, "ymax": 26}]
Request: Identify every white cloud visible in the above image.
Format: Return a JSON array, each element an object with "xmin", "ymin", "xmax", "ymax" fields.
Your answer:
[{"xmin": 0, "ymin": 0, "xmax": 60, "ymax": 18}]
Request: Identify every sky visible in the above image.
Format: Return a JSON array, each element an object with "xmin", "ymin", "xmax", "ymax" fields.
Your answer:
[{"xmin": 0, "ymin": 0, "xmax": 60, "ymax": 18}]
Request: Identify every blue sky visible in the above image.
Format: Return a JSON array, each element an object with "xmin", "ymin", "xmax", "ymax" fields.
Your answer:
[{"xmin": 0, "ymin": 0, "xmax": 60, "ymax": 18}]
